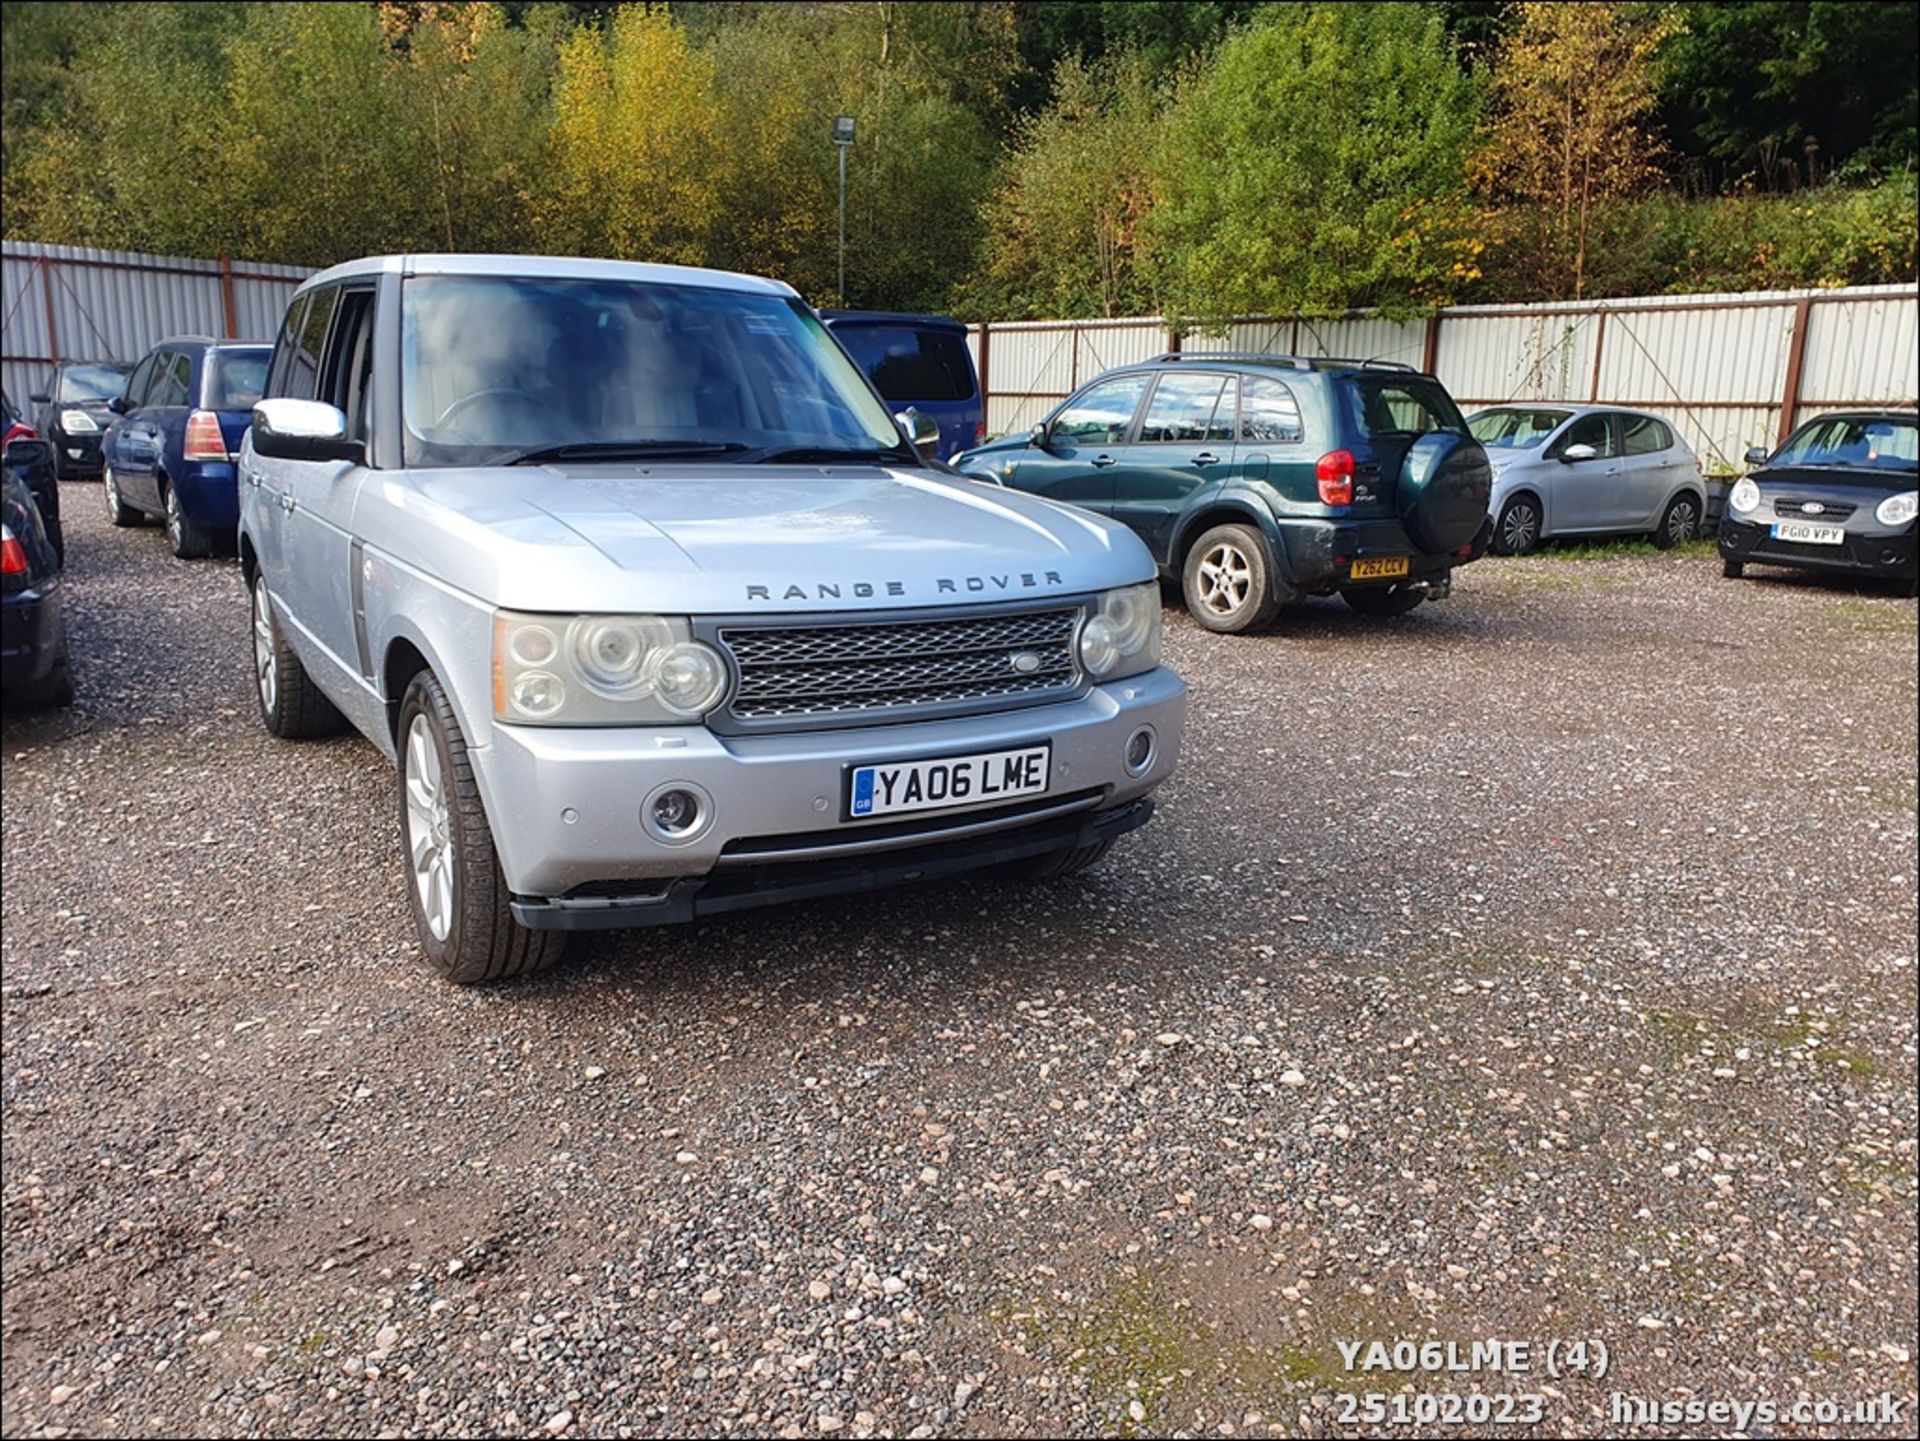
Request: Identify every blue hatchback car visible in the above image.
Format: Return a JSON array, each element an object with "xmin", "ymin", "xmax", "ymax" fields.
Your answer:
[
  {"xmin": 102, "ymin": 336, "xmax": 271, "ymax": 558},
  {"xmin": 819, "ymin": 311, "xmax": 983, "ymax": 461}
]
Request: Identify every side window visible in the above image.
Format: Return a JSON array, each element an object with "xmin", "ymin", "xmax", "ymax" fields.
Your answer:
[
  {"xmin": 146, "ymin": 352, "xmax": 189, "ymax": 409},
  {"xmin": 1050, "ymin": 374, "xmax": 1149, "ymax": 446},
  {"xmin": 1204, "ymin": 378, "xmax": 1238, "ymax": 442},
  {"xmin": 286, "ymin": 286, "xmax": 338, "ymax": 402},
  {"xmin": 1137, "ymin": 373, "xmax": 1230, "ymax": 444},
  {"xmin": 1621, "ymin": 414, "xmax": 1672, "ymax": 456},
  {"xmin": 125, "ymin": 354, "xmax": 158, "ymax": 411},
  {"xmin": 266, "ymin": 295, "xmax": 309, "ymax": 399},
  {"xmin": 1240, "ymin": 377, "xmax": 1304, "ymax": 444},
  {"xmin": 319, "ymin": 288, "xmax": 377, "ymax": 442},
  {"xmin": 1554, "ymin": 412, "xmax": 1618, "ymax": 458}
]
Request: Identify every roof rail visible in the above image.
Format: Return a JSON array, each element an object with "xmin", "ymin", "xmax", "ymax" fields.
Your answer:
[
  {"xmin": 158, "ymin": 333, "xmax": 218, "ymax": 347},
  {"xmin": 1359, "ymin": 356, "xmax": 1417, "ymax": 371},
  {"xmin": 1148, "ymin": 351, "xmax": 1312, "ymax": 371}
]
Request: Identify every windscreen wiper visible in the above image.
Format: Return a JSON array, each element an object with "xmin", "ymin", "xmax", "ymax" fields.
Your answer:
[
  {"xmin": 748, "ymin": 445, "xmax": 915, "ymax": 465},
  {"xmin": 505, "ymin": 441, "xmax": 750, "ymax": 466}
]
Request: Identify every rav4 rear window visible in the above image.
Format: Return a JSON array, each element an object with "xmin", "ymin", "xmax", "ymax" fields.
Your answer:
[
  {"xmin": 399, "ymin": 276, "xmax": 906, "ymax": 467},
  {"xmin": 833, "ymin": 325, "xmax": 977, "ymax": 403},
  {"xmin": 1344, "ymin": 376, "xmax": 1468, "ymax": 439}
]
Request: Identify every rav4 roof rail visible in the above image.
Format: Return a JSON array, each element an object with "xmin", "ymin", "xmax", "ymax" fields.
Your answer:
[{"xmin": 1359, "ymin": 357, "xmax": 1418, "ymax": 371}]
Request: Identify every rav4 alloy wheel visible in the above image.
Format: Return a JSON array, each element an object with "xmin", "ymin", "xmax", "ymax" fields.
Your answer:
[{"xmin": 1181, "ymin": 523, "xmax": 1283, "ymax": 634}]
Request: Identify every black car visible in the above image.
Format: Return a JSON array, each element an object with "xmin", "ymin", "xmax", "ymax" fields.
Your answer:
[
  {"xmin": 31, "ymin": 360, "xmax": 133, "ymax": 481},
  {"xmin": 1719, "ymin": 411, "xmax": 1919, "ymax": 594},
  {"xmin": 2, "ymin": 443, "xmax": 73, "ymax": 710}
]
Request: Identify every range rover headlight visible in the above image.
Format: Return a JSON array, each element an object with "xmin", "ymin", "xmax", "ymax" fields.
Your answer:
[
  {"xmin": 494, "ymin": 611, "xmax": 730, "ymax": 725},
  {"xmin": 1079, "ymin": 582, "xmax": 1162, "ymax": 681},
  {"xmin": 1874, "ymin": 490, "xmax": 1918, "ymax": 528},
  {"xmin": 1729, "ymin": 476, "xmax": 1761, "ymax": 513}
]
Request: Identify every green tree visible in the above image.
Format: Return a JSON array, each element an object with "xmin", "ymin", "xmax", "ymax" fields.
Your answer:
[
  {"xmin": 1475, "ymin": 1, "xmax": 1680, "ymax": 300},
  {"xmin": 956, "ymin": 53, "xmax": 1167, "ymax": 318},
  {"xmin": 1145, "ymin": 3, "xmax": 1482, "ymax": 328}
]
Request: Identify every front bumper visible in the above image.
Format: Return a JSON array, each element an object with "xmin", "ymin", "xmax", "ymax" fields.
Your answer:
[
  {"xmin": 52, "ymin": 431, "xmax": 103, "ymax": 477},
  {"xmin": 1275, "ymin": 515, "xmax": 1492, "ymax": 592},
  {"xmin": 472, "ymin": 663, "xmax": 1187, "ymax": 902},
  {"xmin": 1718, "ymin": 517, "xmax": 1918, "ymax": 581},
  {"xmin": 1, "ymin": 581, "xmax": 66, "ymax": 694}
]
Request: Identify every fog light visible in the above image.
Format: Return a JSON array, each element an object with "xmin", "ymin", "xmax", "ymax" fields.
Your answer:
[
  {"xmin": 642, "ymin": 782, "xmax": 712, "ymax": 844},
  {"xmin": 1124, "ymin": 725, "xmax": 1156, "ymax": 776}
]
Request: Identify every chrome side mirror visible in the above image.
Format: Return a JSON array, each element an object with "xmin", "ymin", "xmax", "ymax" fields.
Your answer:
[
  {"xmin": 1559, "ymin": 442, "xmax": 1597, "ymax": 463},
  {"xmin": 894, "ymin": 407, "xmax": 940, "ymax": 451},
  {"xmin": 251, "ymin": 398, "xmax": 362, "ymax": 464}
]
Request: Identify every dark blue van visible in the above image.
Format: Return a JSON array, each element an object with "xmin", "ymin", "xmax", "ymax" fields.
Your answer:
[
  {"xmin": 100, "ymin": 337, "xmax": 271, "ymax": 559},
  {"xmin": 819, "ymin": 311, "xmax": 983, "ymax": 461}
]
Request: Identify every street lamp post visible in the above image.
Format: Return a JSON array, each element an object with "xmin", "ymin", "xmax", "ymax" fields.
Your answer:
[{"xmin": 832, "ymin": 115, "xmax": 856, "ymax": 307}]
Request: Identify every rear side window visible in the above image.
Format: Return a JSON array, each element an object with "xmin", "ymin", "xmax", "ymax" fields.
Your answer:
[
  {"xmin": 205, "ymin": 352, "xmax": 270, "ymax": 411},
  {"xmin": 148, "ymin": 353, "xmax": 192, "ymax": 409},
  {"xmin": 1621, "ymin": 414, "xmax": 1674, "ymax": 455},
  {"xmin": 834, "ymin": 325, "xmax": 976, "ymax": 403},
  {"xmin": 1345, "ymin": 377, "xmax": 1467, "ymax": 439},
  {"xmin": 1137, "ymin": 372, "xmax": 1231, "ymax": 443},
  {"xmin": 1240, "ymin": 377, "xmax": 1304, "ymax": 444},
  {"xmin": 1052, "ymin": 374, "xmax": 1148, "ymax": 446}
]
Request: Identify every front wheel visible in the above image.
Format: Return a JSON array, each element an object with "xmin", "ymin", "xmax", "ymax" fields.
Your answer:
[
  {"xmin": 102, "ymin": 465, "xmax": 141, "ymax": 527},
  {"xmin": 1342, "ymin": 583, "xmax": 1427, "ymax": 617},
  {"xmin": 1654, "ymin": 493, "xmax": 1701, "ymax": 550},
  {"xmin": 1493, "ymin": 496, "xmax": 1542, "ymax": 556},
  {"xmin": 250, "ymin": 570, "xmax": 346, "ymax": 738},
  {"xmin": 396, "ymin": 670, "xmax": 566, "ymax": 984},
  {"xmin": 1182, "ymin": 524, "xmax": 1283, "ymax": 634}
]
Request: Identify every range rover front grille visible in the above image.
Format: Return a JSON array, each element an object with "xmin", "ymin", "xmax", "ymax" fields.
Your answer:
[{"xmin": 716, "ymin": 605, "xmax": 1085, "ymax": 728}]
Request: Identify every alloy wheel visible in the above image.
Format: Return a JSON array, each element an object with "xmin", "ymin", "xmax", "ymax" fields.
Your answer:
[
  {"xmin": 404, "ymin": 715, "xmax": 455, "ymax": 943},
  {"xmin": 1195, "ymin": 541, "xmax": 1253, "ymax": 617},
  {"xmin": 103, "ymin": 466, "xmax": 122, "ymax": 520},
  {"xmin": 252, "ymin": 580, "xmax": 278, "ymax": 713},
  {"xmin": 1501, "ymin": 502, "xmax": 1539, "ymax": 553},
  {"xmin": 1668, "ymin": 499, "xmax": 1699, "ymax": 544}
]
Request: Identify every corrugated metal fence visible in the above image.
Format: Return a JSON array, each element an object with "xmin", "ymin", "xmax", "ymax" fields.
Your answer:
[
  {"xmin": 966, "ymin": 283, "xmax": 1920, "ymax": 472},
  {"xmin": 2, "ymin": 240, "xmax": 313, "ymax": 405}
]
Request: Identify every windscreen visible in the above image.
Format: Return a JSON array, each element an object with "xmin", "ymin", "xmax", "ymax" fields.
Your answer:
[
  {"xmin": 56, "ymin": 363, "xmax": 131, "ymax": 403},
  {"xmin": 206, "ymin": 351, "xmax": 270, "ymax": 411},
  {"xmin": 833, "ymin": 325, "xmax": 976, "ymax": 403},
  {"xmin": 1468, "ymin": 407, "xmax": 1571, "ymax": 449},
  {"xmin": 400, "ymin": 276, "xmax": 907, "ymax": 467},
  {"xmin": 1772, "ymin": 415, "xmax": 1918, "ymax": 472}
]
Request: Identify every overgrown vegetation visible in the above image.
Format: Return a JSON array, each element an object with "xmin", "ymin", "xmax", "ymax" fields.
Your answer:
[{"xmin": 1, "ymin": 1, "xmax": 1914, "ymax": 317}]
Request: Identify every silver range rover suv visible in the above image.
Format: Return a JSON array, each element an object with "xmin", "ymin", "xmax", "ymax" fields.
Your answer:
[{"xmin": 239, "ymin": 255, "xmax": 1186, "ymax": 983}]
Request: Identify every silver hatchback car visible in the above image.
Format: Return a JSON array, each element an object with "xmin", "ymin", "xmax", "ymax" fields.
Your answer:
[{"xmin": 1468, "ymin": 405, "xmax": 1706, "ymax": 554}]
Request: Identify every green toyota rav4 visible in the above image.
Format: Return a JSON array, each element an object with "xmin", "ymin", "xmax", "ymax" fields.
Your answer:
[{"xmin": 953, "ymin": 355, "xmax": 1495, "ymax": 634}]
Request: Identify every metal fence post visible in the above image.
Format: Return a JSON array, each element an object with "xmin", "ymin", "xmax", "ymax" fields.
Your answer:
[
  {"xmin": 1588, "ymin": 311, "xmax": 1608, "ymax": 401},
  {"xmin": 219, "ymin": 251, "xmax": 238, "ymax": 339},
  {"xmin": 1776, "ymin": 297, "xmax": 1814, "ymax": 444},
  {"xmin": 977, "ymin": 320, "xmax": 990, "ymax": 432},
  {"xmin": 40, "ymin": 257, "xmax": 60, "ymax": 367}
]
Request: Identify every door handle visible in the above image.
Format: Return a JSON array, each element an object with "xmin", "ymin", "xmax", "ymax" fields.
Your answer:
[
  {"xmin": 1192, "ymin": 452, "xmax": 1219, "ymax": 466},
  {"xmin": 1091, "ymin": 454, "xmax": 1117, "ymax": 467},
  {"xmin": 280, "ymin": 493, "xmax": 297, "ymax": 513}
]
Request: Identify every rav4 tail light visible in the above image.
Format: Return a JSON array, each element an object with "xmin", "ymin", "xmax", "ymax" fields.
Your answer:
[
  {"xmin": 1, "ymin": 523, "xmax": 28, "ymax": 577},
  {"xmin": 1316, "ymin": 449, "xmax": 1355, "ymax": 507},
  {"xmin": 183, "ymin": 409, "xmax": 229, "ymax": 462}
]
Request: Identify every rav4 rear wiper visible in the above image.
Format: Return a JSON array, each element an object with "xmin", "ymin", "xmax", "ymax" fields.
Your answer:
[
  {"xmin": 505, "ymin": 441, "xmax": 751, "ymax": 466},
  {"xmin": 748, "ymin": 445, "xmax": 915, "ymax": 465}
]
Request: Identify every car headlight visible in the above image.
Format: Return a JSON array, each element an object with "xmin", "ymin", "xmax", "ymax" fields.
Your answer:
[
  {"xmin": 1078, "ymin": 582, "xmax": 1162, "ymax": 681},
  {"xmin": 60, "ymin": 409, "xmax": 99, "ymax": 433},
  {"xmin": 493, "ymin": 611, "xmax": 730, "ymax": 725},
  {"xmin": 1729, "ymin": 476, "xmax": 1761, "ymax": 513},
  {"xmin": 1874, "ymin": 490, "xmax": 1918, "ymax": 528}
]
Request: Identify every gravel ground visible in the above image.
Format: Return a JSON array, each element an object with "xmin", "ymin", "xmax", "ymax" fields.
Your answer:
[{"xmin": 3, "ymin": 499, "xmax": 1916, "ymax": 1440}]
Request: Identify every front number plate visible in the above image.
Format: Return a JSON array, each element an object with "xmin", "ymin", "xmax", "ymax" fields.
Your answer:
[
  {"xmin": 1350, "ymin": 555, "xmax": 1411, "ymax": 580},
  {"xmin": 1770, "ymin": 521, "xmax": 1845, "ymax": 546},
  {"xmin": 849, "ymin": 745, "xmax": 1050, "ymax": 819}
]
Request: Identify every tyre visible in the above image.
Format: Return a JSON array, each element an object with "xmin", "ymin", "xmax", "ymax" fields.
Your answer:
[
  {"xmin": 163, "ymin": 479, "xmax": 216, "ymax": 559},
  {"xmin": 102, "ymin": 464, "xmax": 142, "ymax": 527},
  {"xmin": 1342, "ymin": 583, "xmax": 1426, "ymax": 617},
  {"xmin": 1182, "ymin": 523, "xmax": 1284, "ymax": 634},
  {"xmin": 396, "ymin": 669, "xmax": 566, "ymax": 984},
  {"xmin": 1653, "ymin": 493, "xmax": 1701, "ymax": 550},
  {"xmin": 1013, "ymin": 838, "xmax": 1113, "ymax": 881},
  {"xmin": 1493, "ymin": 495, "xmax": 1542, "ymax": 555},
  {"xmin": 250, "ymin": 570, "xmax": 346, "ymax": 739},
  {"xmin": 1722, "ymin": 559, "xmax": 1745, "ymax": 579}
]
